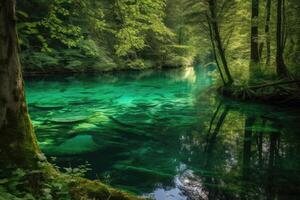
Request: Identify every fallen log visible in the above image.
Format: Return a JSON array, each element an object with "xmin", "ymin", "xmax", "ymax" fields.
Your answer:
[{"xmin": 249, "ymin": 80, "xmax": 300, "ymax": 90}]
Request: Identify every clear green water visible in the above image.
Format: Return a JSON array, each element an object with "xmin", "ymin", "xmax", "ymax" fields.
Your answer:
[{"xmin": 25, "ymin": 67, "xmax": 300, "ymax": 200}]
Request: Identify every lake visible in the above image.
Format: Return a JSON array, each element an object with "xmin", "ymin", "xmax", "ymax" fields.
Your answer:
[{"xmin": 25, "ymin": 67, "xmax": 300, "ymax": 200}]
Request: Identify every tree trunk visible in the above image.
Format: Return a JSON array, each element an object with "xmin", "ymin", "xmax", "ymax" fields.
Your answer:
[
  {"xmin": 276, "ymin": 0, "xmax": 289, "ymax": 78},
  {"xmin": 207, "ymin": 15, "xmax": 226, "ymax": 85},
  {"xmin": 208, "ymin": 0, "xmax": 234, "ymax": 85},
  {"xmin": 0, "ymin": 0, "xmax": 40, "ymax": 167},
  {"xmin": 250, "ymin": 0, "xmax": 260, "ymax": 79},
  {"xmin": 265, "ymin": 0, "xmax": 271, "ymax": 65}
]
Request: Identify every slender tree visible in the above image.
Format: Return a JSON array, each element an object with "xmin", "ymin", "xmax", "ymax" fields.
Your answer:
[
  {"xmin": 250, "ymin": 0, "xmax": 260, "ymax": 79},
  {"xmin": 0, "ymin": 0, "xmax": 40, "ymax": 167},
  {"xmin": 208, "ymin": 0, "xmax": 234, "ymax": 85},
  {"xmin": 265, "ymin": 0, "xmax": 271, "ymax": 65},
  {"xmin": 207, "ymin": 15, "xmax": 226, "ymax": 85},
  {"xmin": 276, "ymin": 0, "xmax": 289, "ymax": 78}
]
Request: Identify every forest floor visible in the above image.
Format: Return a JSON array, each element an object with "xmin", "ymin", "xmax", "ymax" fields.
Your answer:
[{"xmin": 0, "ymin": 163, "xmax": 146, "ymax": 200}]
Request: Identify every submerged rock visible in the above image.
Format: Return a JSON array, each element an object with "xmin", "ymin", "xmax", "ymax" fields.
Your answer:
[
  {"xmin": 72, "ymin": 123, "xmax": 99, "ymax": 132},
  {"xmin": 38, "ymin": 139, "xmax": 55, "ymax": 148},
  {"xmin": 49, "ymin": 116, "xmax": 90, "ymax": 123},
  {"xmin": 31, "ymin": 120, "xmax": 44, "ymax": 126},
  {"xmin": 113, "ymin": 164, "xmax": 173, "ymax": 179},
  {"xmin": 88, "ymin": 112, "xmax": 110, "ymax": 124},
  {"xmin": 44, "ymin": 135, "xmax": 100, "ymax": 155},
  {"xmin": 33, "ymin": 103, "xmax": 65, "ymax": 110}
]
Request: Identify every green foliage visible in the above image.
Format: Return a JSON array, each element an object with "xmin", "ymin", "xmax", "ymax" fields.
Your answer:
[
  {"xmin": 17, "ymin": 0, "xmax": 110, "ymax": 72},
  {"xmin": 40, "ymin": 0, "xmax": 83, "ymax": 49},
  {"xmin": 0, "ymin": 158, "xmax": 92, "ymax": 200},
  {"xmin": 0, "ymin": 167, "xmax": 68, "ymax": 200},
  {"xmin": 17, "ymin": 0, "xmax": 195, "ymax": 72},
  {"xmin": 113, "ymin": 0, "xmax": 174, "ymax": 57},
  {"xmin": 184, "ymin": 0, "xmax": 300, "ymax": 90},
  {"xmin": 62, "ymin": 162, "xmax": 92, "ymax": 177}
]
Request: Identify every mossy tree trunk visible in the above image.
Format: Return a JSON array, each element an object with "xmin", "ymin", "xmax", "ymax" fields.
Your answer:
[
  {"xmin": 276, "ymin": 0, "xmax": 289, "ymax": 78},
  {"xmin": 0, "ymin": 0, "xmax": 40, "ymax": 167}
]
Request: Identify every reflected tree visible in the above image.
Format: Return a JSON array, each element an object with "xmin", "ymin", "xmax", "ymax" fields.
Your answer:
[{"xmin": 178, "ymin": 100, "xmax": 300, "ymax": 200}]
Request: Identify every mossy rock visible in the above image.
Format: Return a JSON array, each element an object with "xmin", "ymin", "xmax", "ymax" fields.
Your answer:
[
  {"xmin": 0, "ymin": 163, "xmax": 146, "ymax": 200},
  {"xmin": 69, "ymin": 177, "xmax": 146, "ymax": 200}
]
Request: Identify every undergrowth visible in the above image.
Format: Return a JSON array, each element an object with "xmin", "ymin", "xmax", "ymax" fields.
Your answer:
[{"xmin": 0, "ymin": 158, "xmax": 142, "ymax": 200}]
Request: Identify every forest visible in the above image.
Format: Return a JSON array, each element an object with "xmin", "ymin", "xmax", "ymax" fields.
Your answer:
[{"xmin": 0, "ymin": 0, "xmax": 300, "ymax": 200}]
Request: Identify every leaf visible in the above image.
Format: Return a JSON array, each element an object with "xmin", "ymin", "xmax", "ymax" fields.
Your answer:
[
  {"xmin": 17, "ymin": 10, "xmax": 29, "ymax": 18},
  {"xmin": 0, "ymin": 179, "xmax": 9, "ymax": 184}
]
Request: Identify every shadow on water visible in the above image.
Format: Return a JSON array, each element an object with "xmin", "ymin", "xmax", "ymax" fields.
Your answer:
[{"xmin": 24, "ymin": 67, "xmax": 300, "ymax": 200}]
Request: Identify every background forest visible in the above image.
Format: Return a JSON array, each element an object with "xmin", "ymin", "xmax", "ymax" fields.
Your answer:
[
  {"xmin": 17, "ymin": 0, "xmax": 198, "ymax": 73},
  {"xmin": 17, "ymin": 0, "xmax": 300, "ymax": 86}
]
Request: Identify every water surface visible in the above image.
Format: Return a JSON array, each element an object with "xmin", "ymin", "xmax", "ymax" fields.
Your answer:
[{"xmin": 25, "ymin": 67, "xmax": 300, "ymax": 200}]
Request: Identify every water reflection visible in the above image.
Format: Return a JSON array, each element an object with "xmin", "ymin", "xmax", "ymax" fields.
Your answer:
[
  {"xmin": 24, "ymin": 68, "xmax": 300, "ymax": 200},
  {"xmin": 177, "ymin": 100, "xmax": 300, "ymax": 200}
]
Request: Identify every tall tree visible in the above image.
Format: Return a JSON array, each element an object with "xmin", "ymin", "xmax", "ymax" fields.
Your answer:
[
  {"xmin": 207, "ymin": 0, "xmax": 234, "ymax": 85},
  {"xmin": 207, "ymin": 15, "xmax": 226, "ymax": 85},
  {"xmin": 264, "ymin": 0, "xmax": 271, "ymax": 65},
  {"xmin": 250, "ymin": 0, "xmax": 260, "ymax": 79},
  {"xmin": 0, "ymin": 0, "xmax": 40, "ymax": 167},
  {"xmin": 276, "ymin": 0, "xmax": 289, "ymax": 78}
]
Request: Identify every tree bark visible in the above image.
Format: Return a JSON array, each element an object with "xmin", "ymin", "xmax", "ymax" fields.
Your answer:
[
  {"xmin": 276, "ymin": 0, "xmax": 289, "ymax": 78},
  {"xmin": 207, "ymin": 14, "xmax": 226, "ymax": 85},
  {"xmin": 208, "ymin": 0, "xmax": 234, "ymax": 86},
  {"xmin": 265, "ymin": 0, "xmax": 271, "ymax": 65},
  {"xmin": 0, "ymin": 0, "xmax": 40, "ymax": 167}
]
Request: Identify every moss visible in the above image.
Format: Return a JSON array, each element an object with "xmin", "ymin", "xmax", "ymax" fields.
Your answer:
[
  {"xmin": 0, "ymin": 110, "xmax": 42, "ymax": 168},
  {"xmin": 42, "ymin": 163, "xmax": 146, "ymax": 200},
  {"xmin": 1, "ymin": 162, "xmax": 146, "ymax": 200},
  {"xmin": 69, "ymin": 177, "xmax": 146, "ymax": 200}
]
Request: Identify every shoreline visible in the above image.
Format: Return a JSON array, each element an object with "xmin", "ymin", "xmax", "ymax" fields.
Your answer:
[
  {"xmin": 218, "ymin": 84, "xmax": 300, "ymax": 107},
  {"xmin": 23, "ymin": 64, "xmax": 186, "ymax": 77}
]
